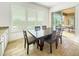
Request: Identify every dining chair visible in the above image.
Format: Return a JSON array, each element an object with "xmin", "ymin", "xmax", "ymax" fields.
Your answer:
[
  {"xmin": 42, "ymin": 25, "xmax": 47, "ymax": 30},
  {"xmin": 42, "ymin": 25, "xmax": 51, "ymax": 41},
  {"xmin": 35, "ymin": 26, "xmax": 41, "ymax": 31},
  {"xmin": 44, "ymin": 31, "xmax": 58, "ymax": 53},
  {"xmin": 56, "ymin": 27, "xmax": 62, "ymax": 44},
  {"xmin": 35, "ymin": 26, "xmax": 41, "ymax": 48},
  {"xmin": 23, "ymin": 30, "xmax": 36, "ymax": 54}
]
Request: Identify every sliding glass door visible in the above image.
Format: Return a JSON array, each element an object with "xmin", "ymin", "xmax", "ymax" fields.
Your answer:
[{"xmin": 52, "ymin": 12, "xmax": 62, "ymax": 29}]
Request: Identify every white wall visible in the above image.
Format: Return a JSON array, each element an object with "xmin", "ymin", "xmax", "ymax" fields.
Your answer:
[
  {"xmin": 0, "ymin": 2, "xmax": 11, "ymax": 26},
  {"xmin": 75, "ymin": 5, "xmax": 79, "ymax": 35},
  {"xmin": 48, "ymin": 10, "xmax": 51, "ymax": 27}
]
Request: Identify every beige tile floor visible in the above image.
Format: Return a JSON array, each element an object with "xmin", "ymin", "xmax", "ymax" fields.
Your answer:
[{"xmin": 4, "ymin": 31, "xmax": 79, "ymax": 56}]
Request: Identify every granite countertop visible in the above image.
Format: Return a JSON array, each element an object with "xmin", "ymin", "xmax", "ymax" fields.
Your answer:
[{"xmin": 0, "ymin": 27, "xmax": 9, "ymax": 36}]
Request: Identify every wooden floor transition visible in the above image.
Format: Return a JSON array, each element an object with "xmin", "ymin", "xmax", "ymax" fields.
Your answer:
[{"xmin": 4, "ymin": 32, "xmax": 79, "ymax": 56}]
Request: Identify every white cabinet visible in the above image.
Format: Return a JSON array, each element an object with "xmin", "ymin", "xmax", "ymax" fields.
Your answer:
[
  {"xmin": 0, "ymin": 42, "xmax": 2, "ymax": 56},
  {"xmin": 2, "ymin": 30, "xmax": 8, "ymax": 49},
  {"xmin": 0, "ymin": 35, "xmax": 5, "ymax": 55},
  {"xmin": 0, "ymin": 42, "xmax": 4, "ymax": 56},
  {"xmin": 0, "ymin": 29, "xmax": 9, "ymax": 56}
]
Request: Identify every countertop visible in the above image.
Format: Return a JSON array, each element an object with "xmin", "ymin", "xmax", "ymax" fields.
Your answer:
[
  {"xmin": 0, "ymin": 27, "xmax": 9, "ymax": 43},
  {"xmin": 0, "ymin": 27, "xmax": 9, "ymax": 36}
]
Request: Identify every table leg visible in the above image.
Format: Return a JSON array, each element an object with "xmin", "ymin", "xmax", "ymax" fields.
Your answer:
[
  {"xmin": 37, "ymin": 40, "xmax": 39, "ymax": 48},
  {"xmin": 40, "ymin": 39, "xmax": 44, "ymax": 51}
]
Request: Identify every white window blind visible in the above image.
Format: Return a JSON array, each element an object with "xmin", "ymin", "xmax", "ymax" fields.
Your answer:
[
  {"xmin": 27, "ymin": 8, "xmax": 37, "ymax": 29},
  {"xmin": 11, "ymin": 4, "xmax": 49, "ymax": 32},
  {"xmin": 11, "ymin": 5, "xmax": 26, "ymax": 32}
]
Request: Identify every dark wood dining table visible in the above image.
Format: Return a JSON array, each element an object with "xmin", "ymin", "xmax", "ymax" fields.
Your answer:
[{"xmin": 28, "ymin": 28, "xmax": 54, "ymax": 51}]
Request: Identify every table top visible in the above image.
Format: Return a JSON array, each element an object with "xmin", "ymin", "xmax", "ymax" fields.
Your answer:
[{"xmin": 28, "ymin": 28, "xmax": 54, "ymax": 39}]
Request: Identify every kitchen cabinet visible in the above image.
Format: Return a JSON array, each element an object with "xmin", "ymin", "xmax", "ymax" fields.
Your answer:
[
  {"xmin": 0, "ymin": 41, "xmax": 3, "ymax": 56},
  {"xmin": 0, "ymin": 42, "xmax": 2, "ymax": 55},
  {"xmin": 0, "ymin": 28, "xmax": 9, "ymax": 56}
]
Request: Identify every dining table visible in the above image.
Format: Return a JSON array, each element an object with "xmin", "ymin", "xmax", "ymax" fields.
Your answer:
[{"xmin": 28, "ymin": 28, "xmax": 55, "ymax": 51}]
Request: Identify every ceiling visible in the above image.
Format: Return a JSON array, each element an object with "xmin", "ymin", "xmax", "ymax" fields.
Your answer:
[
  {"xmin": 36, "ymin": 2, "xmax": 79, "ymax": 8},
  {"xmin": 36, "ymin": 2, "xmax": 61, "ymax": 8},
  {"xmin": 63, "ymin": 8, "xmax": 75, "ymax": 14}
]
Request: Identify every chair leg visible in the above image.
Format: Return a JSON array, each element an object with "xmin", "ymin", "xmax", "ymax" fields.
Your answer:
[
  {"xmin": 50, "ymin": 43, "xmax": 52, "ymax": 53},
  {"xmin": 60, "ymin": 36, "xmax": 62, "ymax": 44},
  {"xmin": 37, "ymin": 40, "xmax": 39, "ymax": 48},
  {"xmin": 33, "ymin": 41, "xmax": 35, "ymax": 45},
  {"xmin": 40, "ymin": 40, "xmax": 44, "ymax": 51},
  {"xmin": 56, "ymin": 39, "xmax": 58, "ymax": 49},
  {"xmin": 27, "ymin": 45, "xmax": 29, "ymax": 54},
  {"xmin": 24, "ymin": 39, "xmax": 26, "ymax": 48}
]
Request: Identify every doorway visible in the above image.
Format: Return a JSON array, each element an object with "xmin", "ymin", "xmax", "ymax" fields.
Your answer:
[
  {"xmin": 52, "ymin": 7, "xmax": 75, "ymax": 34},
  {"xmin": 62, "ymin": 8, "xmax": 75, "ymax": 33}
]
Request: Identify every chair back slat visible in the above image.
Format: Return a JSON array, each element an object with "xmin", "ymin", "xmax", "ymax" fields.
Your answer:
[
  {"xmin": 42, "ymin": 26, "xmax": 47, "ymax": 30},
  {"xmin": 51, "ymin": 31, "xmax": 57, "ymax": 40},
  {"xmin": 35, "ymin": 26, "xmax": 41, "ymax": 31},
  {"xmin": 23, "ymin": 30, "xmax": 28, "ymax": 43},
  {"xmin": 56, "ymin": 27, "xmax": 62, "ymax": 35}
]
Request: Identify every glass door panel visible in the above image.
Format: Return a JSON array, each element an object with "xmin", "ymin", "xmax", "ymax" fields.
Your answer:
[{"xmin": 52, "ymin": 12, "xmax": 62, "ymax": 29}]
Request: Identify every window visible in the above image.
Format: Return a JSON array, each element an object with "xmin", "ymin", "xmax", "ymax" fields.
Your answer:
[
  {"xmin": 27, "ymin": 8, "xmax": 37, "ymax": 29},
  {"xmin": 11, "ymin": 5, "xmax": 26, "ymax": 32},
  {"xmin": 37, "ymin": 11, "xmax": 45, "ymax": 25},
  {"xmin": 11, "ymin": 4, "xmax": 49, "ymax": 32},
  {"xmin": 52, "ymin": 12, "xmax": 62, "ymax": 28}
]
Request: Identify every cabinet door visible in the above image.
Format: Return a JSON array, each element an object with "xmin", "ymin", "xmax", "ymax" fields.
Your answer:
[
  {"xmin": 0, "ymin": 42, "xmax": 4, "ymax": 56},
  {"xmin": 4, "ymin": 33, "xmax": 7, "ymax": 49},
  {"xmin": 1, "ymin": 35, "xmax": 5, "ymax": 54},
  {"xmin": 0, "ymin": 43, "xmax": 2, "ymax": 56},
  {"xmin": 0, "ymin": 29, "xmax": 9, "ymax": 56},
  {"xmin": 1, "ymin": 30, "xmax": 8, "ymax": 49},
  {"xmin": 1, "ymin": 32, "xmax": 7, "ymax": 55},
  {"xmin": 4, "ymin": 32, "xmax": 8, "ymax": 49}
]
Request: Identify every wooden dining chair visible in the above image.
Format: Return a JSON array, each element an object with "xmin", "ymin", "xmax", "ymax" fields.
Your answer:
[
  {"xmin": 35, "ymin": 26, "xmax": 41, "ymax": 31},
  {"xmin": 23, "ymin": 30, "xmax": 36, "ymax": 54},
  {"xmin": 56, "ymin": 27, "xmax": 62, "ymax": 44},
  {"xmin": 42, "ymin": 25, "xmax": 47, "ymax": 30},
  {"xmin": 44, "ymin": 31, "xmax": 58, "ymax": 53},
  {"xmin": 42, "ymin": 25, "xmax": 51, "ymax": 40},
  {"xmin": 35, "ymin": 26, "xmax": 41, "ymax": 48}
]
